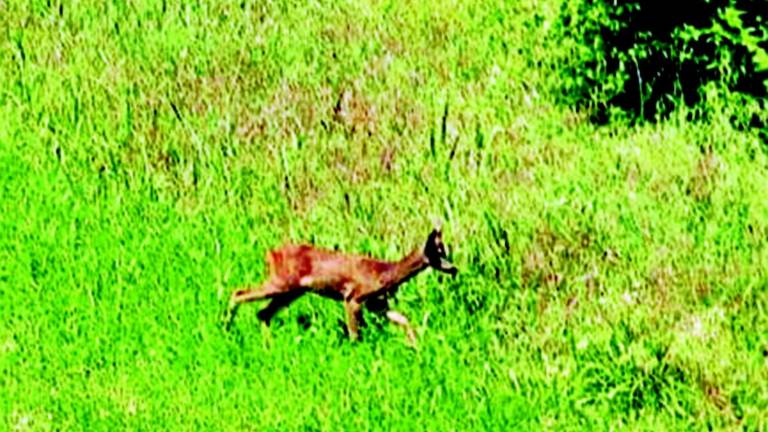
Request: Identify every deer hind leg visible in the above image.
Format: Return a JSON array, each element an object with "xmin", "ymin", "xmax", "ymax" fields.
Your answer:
[
  {"xmin": 225, "ymin": 279, "xmax": 289, "ymax": 328},
  {"xmin": 256, "ymin": 289, "xmax": 306, "ymax": 325},
  {"xmin": 230, "ymin": 279, "xmax": 288, "ymax": 306}
]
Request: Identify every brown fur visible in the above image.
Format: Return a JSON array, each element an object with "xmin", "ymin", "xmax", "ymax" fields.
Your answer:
[{"xmin": 227, "ymin": 227, "xmax": 457, "ymax": 342}]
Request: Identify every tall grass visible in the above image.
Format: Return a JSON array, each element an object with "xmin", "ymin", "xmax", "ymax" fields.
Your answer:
[{"xmin": 1, "ymin": 1, "xmax": 766, "ymax": 430}]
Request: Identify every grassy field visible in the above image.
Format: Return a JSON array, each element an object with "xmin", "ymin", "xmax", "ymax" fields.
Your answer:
[{"xmin": 1, "ymin": 0, "xmax": 767, "ymax": 430}]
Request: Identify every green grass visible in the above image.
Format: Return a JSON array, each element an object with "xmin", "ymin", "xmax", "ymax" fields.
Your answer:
[{"xmin": 1, "ymin": 0, "xmax": 767, "ymax": 430}]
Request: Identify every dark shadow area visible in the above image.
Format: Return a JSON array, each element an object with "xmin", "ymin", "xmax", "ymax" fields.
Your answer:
[{"xmin": 559, "ymin": 0, "xmax": 767, "ymax": 132}]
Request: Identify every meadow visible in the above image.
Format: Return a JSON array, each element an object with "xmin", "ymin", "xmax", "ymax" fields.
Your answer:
[{"xmin": 1, "ymin": 1, "xmax": 767, "ymax": 430}]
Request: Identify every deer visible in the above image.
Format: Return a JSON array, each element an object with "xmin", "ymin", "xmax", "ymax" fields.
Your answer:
[{"xmin": 225, "ymin": 224, "xmax": 458, "ymax": 342}]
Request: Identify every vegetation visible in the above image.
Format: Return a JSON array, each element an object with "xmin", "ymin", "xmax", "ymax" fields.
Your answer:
[
  {"xmin": 558, "ymin": 0, "xmax": 768, "ymax": 124},
  {"xmin": 1, "ymin": 0, "xmax": 766, "ymax": 430}
]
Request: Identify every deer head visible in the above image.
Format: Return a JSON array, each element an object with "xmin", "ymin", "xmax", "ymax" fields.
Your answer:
[{"xmin": 424, "ymin": 225, "xmax": 458, "ymax": 276}]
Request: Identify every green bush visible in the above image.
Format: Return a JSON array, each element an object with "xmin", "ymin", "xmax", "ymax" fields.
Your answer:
[{"xmin": 558, "ymin": 0, "xmax": 767, "ymax": 126}]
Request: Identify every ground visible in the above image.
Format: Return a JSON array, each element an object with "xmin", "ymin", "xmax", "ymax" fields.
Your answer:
[{"xmin": 1, "ymin": 1, "xmax": 767, "ymax": 430}]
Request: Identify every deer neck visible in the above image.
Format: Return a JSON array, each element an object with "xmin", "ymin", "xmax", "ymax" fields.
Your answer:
[{"xmin": 380, "ymin": 248, "xmax": 428, "ymax": 291}]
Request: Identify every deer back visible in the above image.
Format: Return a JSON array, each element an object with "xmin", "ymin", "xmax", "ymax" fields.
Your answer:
[{"xmin": 267, "ymin": 244, "xmax": 391, "ymax": 290}]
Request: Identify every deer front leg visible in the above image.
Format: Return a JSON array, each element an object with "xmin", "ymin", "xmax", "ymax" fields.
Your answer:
[
  {"xmin": 386, "ymin": 310, "xmax": 417, "ymax": 345},
  {"xmin": 344, "ymin": 299, "xmax": 363, "ymax": 341}
]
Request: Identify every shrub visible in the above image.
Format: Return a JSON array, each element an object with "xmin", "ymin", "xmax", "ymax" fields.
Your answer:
[{"xmin": 558, "ymin": 0, "xmax": 767, "ymax": 126}]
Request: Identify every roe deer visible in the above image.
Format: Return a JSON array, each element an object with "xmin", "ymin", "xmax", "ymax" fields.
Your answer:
[{"xmin": 226, "ymin": 224, "xmax": 457, "ymax": 342}]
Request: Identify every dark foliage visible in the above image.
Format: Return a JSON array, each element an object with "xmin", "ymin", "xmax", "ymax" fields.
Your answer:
[{"xmin": 560, "ymin": 0, "xmax": 767, "ymax": 126}]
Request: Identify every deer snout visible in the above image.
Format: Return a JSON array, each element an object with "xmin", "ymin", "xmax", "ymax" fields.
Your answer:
[{"xmin": 437, "ymin": 257, "xmax": 458, "ymax": 276}]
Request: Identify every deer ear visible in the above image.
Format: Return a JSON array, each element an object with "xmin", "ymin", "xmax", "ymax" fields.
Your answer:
[{"xmin": 432, "ymin": 217, "xmax": 443, "ymax": 233}]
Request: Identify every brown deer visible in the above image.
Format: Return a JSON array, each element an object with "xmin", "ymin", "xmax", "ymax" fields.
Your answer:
[{"xmin": 226, "ymin": 224, "xmax": 457, "ymax": 342}]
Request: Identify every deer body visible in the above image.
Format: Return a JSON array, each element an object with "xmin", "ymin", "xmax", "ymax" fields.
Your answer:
[{"xmin": 227, "ymin": 227, "xmax": 457, "ymax": 341}]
